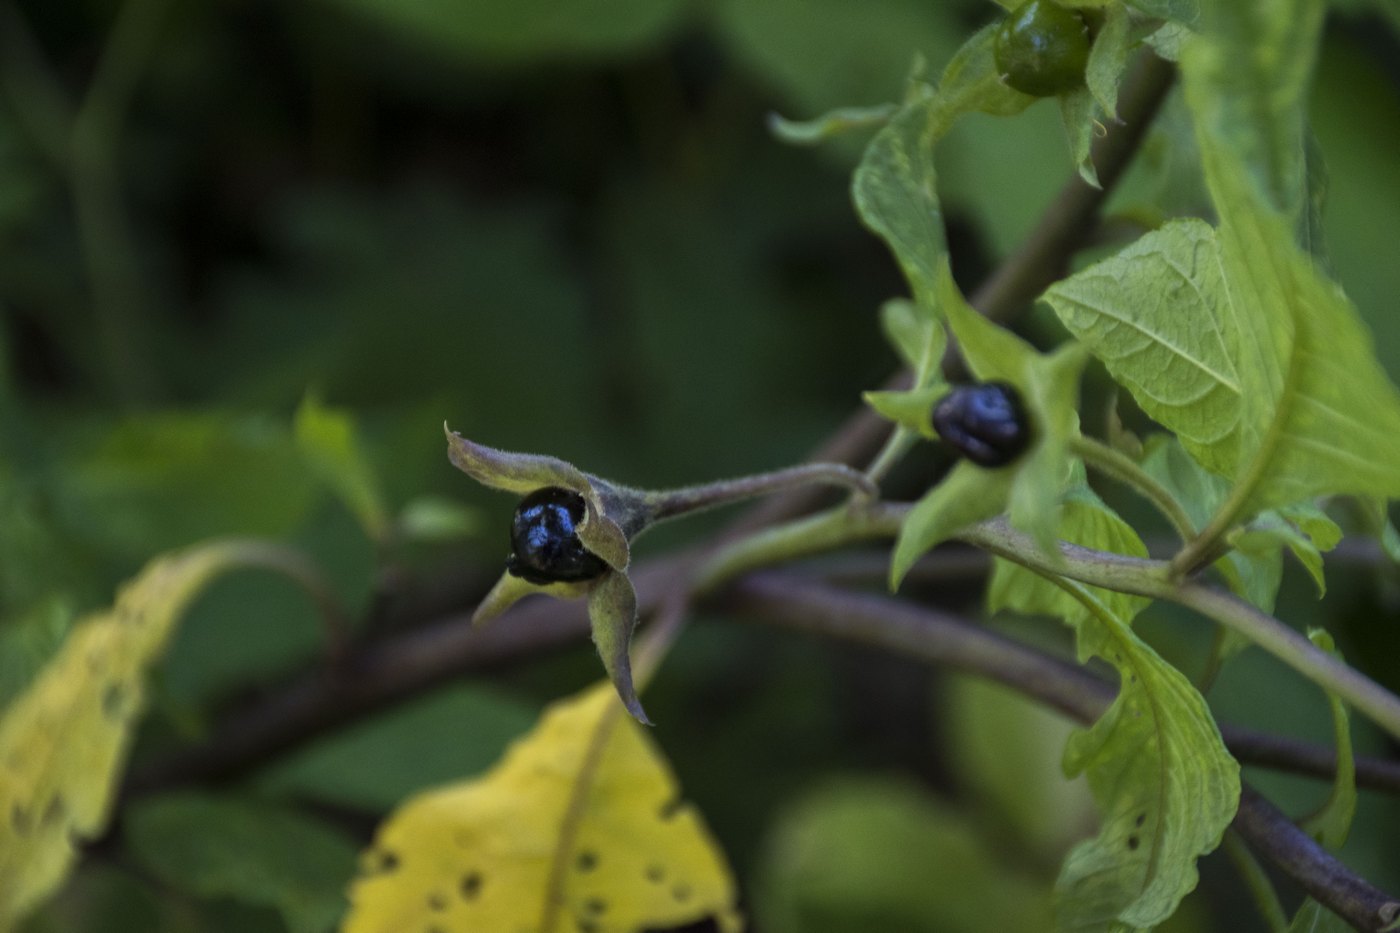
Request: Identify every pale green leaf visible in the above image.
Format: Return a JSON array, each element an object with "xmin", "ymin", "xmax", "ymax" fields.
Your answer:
[
  {"xmin": 295, "ymin": 394, "xmax": 390, "ymax": 542},
  {"xmin": 1043, "ymin": 219, "xmax": 1243, "ymax": 478},
  {"xmin": 395, "ymin": 495, "xmax": 480, "ymax": 543},
  {"xmin": 754, "ymin": 778, "xmax": 1051, "ymax": 933},
  {"xmin": 1174, "ymin": 0, "xmax": 1400, "ymax": 526},
  {"xmin": 1297, "ymin": 630, "xmax": 1356, "ymax": 851},
  {"xmin": 990, "ymin": 494, "xmax": 1239, "ymax": 931},
  {"xmin": 767, "ymin": 104, "xmax": 897, "ymax": 146},
  {"xmin": 853, "ymin": 97, "xmax": 946, "ymax": 309},
  {"xmin": 344, "ymin": 683, "xmax": 739, "ymax": 933},
  {"xmin": 0, "ymin": 541, "xmax": 323, "ymax": 927},
  {"xmin": 879, "ymin": 298, "xmax": 935, "ymax": 370},
  {"xmin": 864, "ymin": 386, "xmax": 943, "ymax": 437},
  {"xmin": 1233, "ymin": 506, "xmax": 1338, "ymax": 597},
  {"xmin": 126, "ymin": 793, "xmax": 359, "ymax": 933}
]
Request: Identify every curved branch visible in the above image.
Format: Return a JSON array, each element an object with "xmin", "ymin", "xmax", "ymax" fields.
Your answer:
[{"xmin": 722, "ymin": 572, "xmax": 1400, "ymax": 931}]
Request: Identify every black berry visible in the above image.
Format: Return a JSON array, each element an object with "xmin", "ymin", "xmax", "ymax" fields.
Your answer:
[
  {"xmin": 507, "ymin": 487, "xmax": 608, "ymax": 585},
  {"xmin": 932, "ymin": 382, "xmax": 1033, "ymax": 468},
  {"xmin": 994, "ymin": 0, "xmax": 1091, "ymax": 98}
]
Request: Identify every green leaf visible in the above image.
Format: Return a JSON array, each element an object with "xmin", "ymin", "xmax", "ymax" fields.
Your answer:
[
  {"xmin": 754, "ymin": 778, "xmax": 1051, "ymax": 933},
  {"xmin": 990, "ymin": 494, "xmax": 1240, "ymax": 930},
  {"xmin": 1297, "ymin": 630, "xmax": 1357, "ymax": 851},
  {"xmin": 853, "ymin": 95, "xmax": 946, "ymax": 309},
  {"xmin": 1127, "ymin": 0, "xmax": 1201, "ymax": 22},
  {"xmin": 1043, "ymin": 219, "xmax": 1243, "ymax": 478},
  {"xmin": 1179, "ymin": 5, "xmax": 1400, "ymax": 524},
  {"xmin": 295, "ymin": 394, "xmax": 390, "ymax": 542},
  {"xmin": 767, "ymin": 104, "xmax": 898, "ymax": 146},
  {"xmin": 317, "ymin": 0, "xmax": 688, "ymax": 63},
  {"xmin": 394, "ymin": 495, "xmax": 480, "ymax": 543},
  {"xmin": 256, "ymin": 685, "xmax": 538, "ymax": 812},
  {"xmin": 126, "ymin": 793, "xmax": 359, "ymax": 933},
  {"xmin": 0, "ymin": 541, "xmax": 325, "ymax": 927}
]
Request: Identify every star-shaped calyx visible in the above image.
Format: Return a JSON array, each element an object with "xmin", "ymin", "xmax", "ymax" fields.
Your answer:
[{"xmin": 446, "ymin": 426, "xmax": 655, "ymax": 723}]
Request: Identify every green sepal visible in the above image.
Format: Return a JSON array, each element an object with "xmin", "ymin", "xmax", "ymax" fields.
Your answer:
[
  {"xmin": 942, "ymin": 261, "xmax": 1088, "ymax": 559},
  {"xmin": 864, "ymin": 386, "xmax": 943, "ymax": 438},
  {"xmin": 587, "ymin": 571, "xmax": 650, "ymax": 725},
  {"xmin": 471, "ymin": 572, "xmax": 590, "ymax": 627},
  {"xmin": 891, "ymin": 461, "xmax": 1013, "ymax": 590},
  {"xmin": 444, "ymin": 425, "xmax": 593, "ymax": 498},
  {"xmin": 577, "ymin": 503, "xmax": 631, "ymax": 572}
]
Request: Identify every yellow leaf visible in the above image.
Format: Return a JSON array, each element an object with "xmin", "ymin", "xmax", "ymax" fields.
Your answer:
[
  {"xmin": 344, "ymin": 683, "xmax": 741, "ymax": 933},
  {"xmin": 0, "ymin": 539, "xmax": 327, "ymax": 927}
]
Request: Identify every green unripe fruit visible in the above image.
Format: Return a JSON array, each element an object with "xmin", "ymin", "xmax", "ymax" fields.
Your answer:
[{"xmin": 994, "ymin": 0, "xmax": 1091, "ymax": 97}]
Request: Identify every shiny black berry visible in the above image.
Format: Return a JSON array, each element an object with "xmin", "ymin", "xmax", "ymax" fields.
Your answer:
[
  {"xmin": 932, "ymin": 382, "xmax": 1033, "ymax": 468},
  {"xmin": 994, "ymin": 0, "xmax": 1091, "ymax": 98},
  {"xmin": 506, "ymin": 487, "xmax": 608, "ymax": 586}
]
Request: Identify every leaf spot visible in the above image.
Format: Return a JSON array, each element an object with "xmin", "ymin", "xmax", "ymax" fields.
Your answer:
[
  {"xmin": 582, "ymin": 897, "xmax": 607, "ymax": 916},
  {"xmin": 460, "ymin": 871, "xmax": 483, "ymax": 900},
  {"xmin": 426, "ymin": 892, "xmax": 447, "ymax": 911},
  {"xmin": 645, "ymin": 864, "xmax": 666, "ymax": 883},
  {"xmin": 672, "ymin": 883, "xmax": 692, "ymax": 903},
  {"xmin": 575, "ymin": 850, "xmax": 598, "ymax": 872},
  {"xmin": 1127, "ymin": 834, "xmax": 1140, "ymax": 851},
  {"xmin": 1134, "ymin": 812, "xmax": 1146, "ymax": 827}
]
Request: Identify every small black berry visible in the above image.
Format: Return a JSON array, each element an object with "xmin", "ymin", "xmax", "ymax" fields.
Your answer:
[
  {"xmin": 932, "ymin": 382, "xmax": 1033, "ymax": 467},
  {"xmin": 994, "ymin": 0, "xmax": 1091, "ymax": 98},
  {"xmin": 507, "ymin": 487, "xmax": 608, "ymax": 585}
]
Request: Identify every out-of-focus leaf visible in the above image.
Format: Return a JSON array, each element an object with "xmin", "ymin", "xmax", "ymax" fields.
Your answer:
[
  {"xmin": 1087, "ymin": 4, "xmax": 1133, "ymax": 117},
  {"xmin": 126, "ymin": 792, "xmax": 359, "ymax": 933},
  {"xmin": 344, "ymin": 683, "xmax": 739, "ymax": 933},
  {"xmin": 394, "ymin": 495, "xmax": 479, "ymax": 544},
  {"xmin": 294, "ymin": 395, "xmax": 390, "ymax": 542},
  {"xmin": 754, "ymin": 778, "xmax": 1051, "ymax": 933},
  {"xmin": 1297, "ymin": 630, "xmax": 1356, "ymax": 850},
  {"xmin": 312, "ymin": 0, "xmax": 688, "ymax": 64},
  {"xmin": 712, "ymin": 0, "xmax": 963, "ymax": 116},
  {"xmin": 256, "ymin": 686, "xmax": 536, "ymax": 812},
  {"xmin": 990, "ymin": 492, "xmax": 1240, "ymax": 930},
  {"xmin": 58, "ymin": 414, "xmax": 318, "ymax": 557},
  {"xmin": 0, "ymin": 541, "xmax": 322, "ymax": 927},
  {"xmin": 946, "ymin": 674, "xmax": 1096, "ymax": 860},
  {"xmin": 768, "ymin": 104, "xmax": 898, "ymax": 146},
  {"xmin": 0, "ymin": 596, "xmax": 73, "ymax": 709}
]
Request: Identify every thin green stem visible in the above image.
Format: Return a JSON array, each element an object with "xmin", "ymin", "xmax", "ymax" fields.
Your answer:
[
  {"xmin": 1223, "ymin": 832, "xmax": 1292, "ymax": 933},
  {"xmin": 641, "ymin": 462, "xmax": 876, "ymax": 526},
  {"xmin": 1070, "ymin": 434, "xmax": 1197, "ymax": 543},
  {"xmin": 863, "ymin": 425, "xmax": 918, "ymax": 486},
  {"xmin": 960, "ymin": 516, "xmax": 1400, "ymax": 744}
]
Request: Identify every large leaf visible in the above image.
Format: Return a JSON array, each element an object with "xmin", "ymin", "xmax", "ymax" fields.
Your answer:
[
  {"xmin": 0, "ymin": 540, "xmax": 322, "ymax": 927},
  {"xmin": 126, "ymin": 792, "xmax": 360, "ymax": 933},
  {"xmin": 294, "ymin": 394, "xmax": 390, "ymax": 542},
  {"xmin": 1176, "ymin": 0, "xmax": 1400, "ymax": 527},
  {"xmin": 343, "ymin": 683, "xmax": 739, "ymax": 933},
  {"xmin": 990, "ymin": 493, "xmax": 1240, "ymax": 930},
  {"xmin": 1043, "ymin": 219, "xmax": 1243, "ymax": 477}
]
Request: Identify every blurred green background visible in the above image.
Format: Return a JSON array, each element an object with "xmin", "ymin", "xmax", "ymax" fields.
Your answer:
[{"xmin": 3, "ymin": 0, "xmax": 1399, "ymax": 930}]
